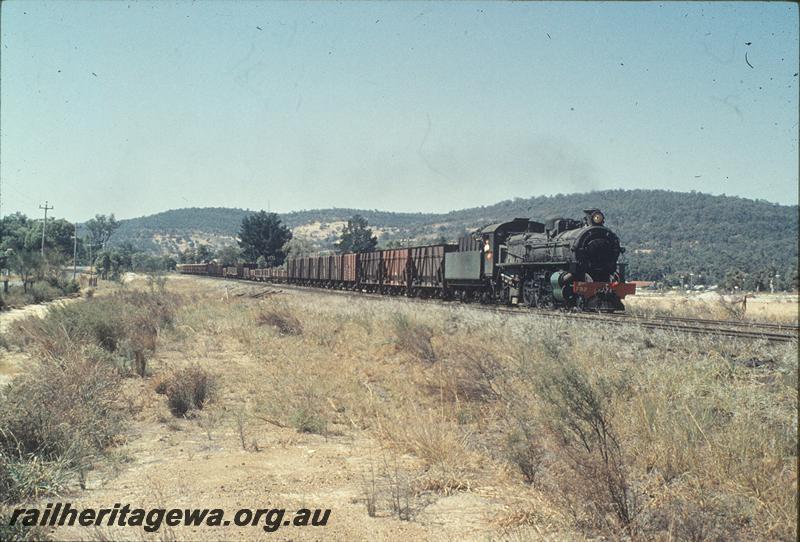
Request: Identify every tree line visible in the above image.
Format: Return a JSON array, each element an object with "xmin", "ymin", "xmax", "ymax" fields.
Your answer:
[
  {"xmin": 0, "ymin": 212, "xmax": 177, "ymax": 293},
  {"xmin": 179, "ymin": 212, "xmax": 379, "ymax": 267}
]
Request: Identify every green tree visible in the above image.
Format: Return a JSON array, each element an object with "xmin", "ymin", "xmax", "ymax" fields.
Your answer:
[
  {"xmin": 336, "ymin": 215, "xmax": 377, "ymax": 254},
  {"xmin": 0, "ymin": 213, "xmax": 32, "ymax": 252},
  {"xmin": 95, "ymin": 251, "xmax": 112, "ymax": 280},
  {"xmin": 1, "ymin": 213, "xmax": 80, "ymax": 258},
  {"xmin": 85, "ymin": 214, "xmax": 120, "ymax": 250},
  {"xmin": 177, "ymin": 247, "xmax": 194, "ymax": 264},
  {"xmin": 131, "ymin": 252, "xmax": 153, "ymax": 272},
  {"xmin": 196, "ymin": 244, "xmax": 213, "ymax": 262},
  {"xmin": 282, "ymin": 236, "xmax": 315, "ymax": 258},
  {"xmin": 237, "ymin": 211, "xmax": 292, "ymax": 264},
  {"xmin": 161, "ymin": 255, "xmax": 177, "ymax": 271},
  {"xmin": 24, "ymin": 218, "xmax": 76, "ymax": 257},
  {"xmin": 721, "ymin": 269, "xmax": 746, "ymax": 291},
  {"xmin": 217, "ymin": 245, "xmax": 243, "ymax": 266},
  {"xmin": 8, "ymin": 249, "xmax": 42, "ymax": 292}
]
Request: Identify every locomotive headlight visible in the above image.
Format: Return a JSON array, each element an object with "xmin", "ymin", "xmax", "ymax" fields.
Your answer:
[{"xmin": 591, "ymin": 211, "xmax": 605, "ymax": 225}]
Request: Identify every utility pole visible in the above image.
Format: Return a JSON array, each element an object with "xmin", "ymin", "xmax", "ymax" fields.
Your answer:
[
  {"xmin": 39, "ymin": 201, "xmax": 53, "ymax": 257},
  {"xmin": 88, "ymin": 242, "xmax": 93, "ymax": 286},
  {"xmin": 73, "ymin": 223, "xmax": 78, "ymax": 281}
]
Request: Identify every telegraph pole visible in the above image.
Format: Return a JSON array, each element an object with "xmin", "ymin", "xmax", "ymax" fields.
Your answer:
[
  {"xmin": 73, "ymin": 223, "xmax": 78, "ymax": 280},
  {"xmin": 39, "ymin": 201, "xmax": 53, "ymax": 257},
  {"xmin": 88, "ymin": 243, "xmax": 93, "ymax": 286}
]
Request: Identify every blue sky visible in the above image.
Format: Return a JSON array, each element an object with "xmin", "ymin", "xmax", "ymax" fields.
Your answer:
[{"xmin": 1, "ymin": 1, "xmax": 798, "ymax": 221}]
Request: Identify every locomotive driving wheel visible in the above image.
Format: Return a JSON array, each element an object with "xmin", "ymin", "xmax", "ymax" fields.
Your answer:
[{"xmin": 522, "ymin": 279, "xmax": 538, "ymax": 307}]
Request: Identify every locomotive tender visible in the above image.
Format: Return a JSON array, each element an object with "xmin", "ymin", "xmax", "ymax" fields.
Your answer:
[{"xmin": 177, "ymin": 209, "xmax": 635, "ymax": 311}]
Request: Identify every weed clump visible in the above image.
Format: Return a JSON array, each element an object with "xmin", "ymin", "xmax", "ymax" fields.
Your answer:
[
  {"xmin": 435, "ymin": 340, "xmax": 500, "ymax": 402},
  {"xmin": 290, "ymin": 407, "xmax": 327, "ymax": 434},
  {"xmin": 0, "ymin": 454, "xmax": 72, "ymax": 504},
  {"xmin": 392, "ymin": 313, "xmax": 436, "ymax": 363},
  {"xmin": 0, "ymin": 275, "xmax": 79, "ymax": 310},
  {"xmin": 535, "ymin": 362, "xmax": 637, "ymax": 532},
  {"xmin": 257, "ymin": 305, "xmax": 303, "ymax": 336},
  {"xmin": 159, "ymin": 366, "xmax": 216, "ymax": 417},
  {"xmin": 28, "ymin": 282, "xmax": 61, "ymax": 304},
  {"xmin": 504, "ymin": 428, "xmax": 546, "ymax": 486},
  {"xmin": 0, "ymin": 510, "xmax": 52, "ymax": 541},
  {"xmin": 9, "ymin": 290, "xmax": 179, "ymax": 376},
  {"xmin": 0, "ymin": 355, "xmax": 124, "ymax": 502}
]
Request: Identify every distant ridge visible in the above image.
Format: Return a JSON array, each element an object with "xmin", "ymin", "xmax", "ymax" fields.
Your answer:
[{"xmin": 111, "ymin": 189, "xmax": 798, "ymax": 282}]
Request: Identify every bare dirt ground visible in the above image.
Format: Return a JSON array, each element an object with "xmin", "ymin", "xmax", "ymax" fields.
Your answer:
[
  {"xmin": 50, "ymin": 279, "xmax": 514, "ymax": 542},
  {"xmin": 56, "ymin": 382, "xmax": 491, "ymax": 541}
]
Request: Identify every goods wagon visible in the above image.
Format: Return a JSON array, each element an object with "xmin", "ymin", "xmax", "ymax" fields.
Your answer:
[
  {"xmin": 383, "ymin": 248, "xmax": 410, "ymax": 294},
  {"xmin": 322, "ymin": 254, "xmax": 339, "ymax": 282},
  {"xmin": 309, "ymin": 255, "xmax": 324, "ymax": 282},
  {"xmin": 343, "ymin": 253, "xmax": 357, "ymax": 285},
  {"xmin": 358, "ymin": 251, "xmax": 382, "ymax": 291},
  {"xmin": 410, "ymin": 244, "xmax": 457, "ymax": 295}
]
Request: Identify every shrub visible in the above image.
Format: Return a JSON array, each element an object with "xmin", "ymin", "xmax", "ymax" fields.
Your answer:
[
  {"xmin": 290, "ymin": 407, "xmax": 327, "ymax": 434},
  {"xmin": 28, "ymin": 282, "xmax": 60, "ymax": 303},
  {"xmin": 257, "ymin": 306, "xmax": 303, "ymax": 336},
  {"xmin": 10, "ymin": 291, "xmax": 179, "ymax": 375},
  {"xmin": 392, "ymin": 313, "xmax": 436, "ymax": 363},
  {"xmin": 0, "ymin": 355, "xmax": 124, "ymax": 504},
  {"xmin": 0, "ymin": 356, "xmax": 124, "ymax": 464},
  {"xmin": 535, "ymin": 362, "xmax": 637, "ymax": 531},
  {"xmin": 161, "ymin": 366, "xmax": 216, "ymax": 417},
  {"xmin": 44, "ymin": 276, "xmax": 80, "ymax": 296},
  {"xmin": 62, "ymin": 280, "xmax": 80, "ymax": 295}
]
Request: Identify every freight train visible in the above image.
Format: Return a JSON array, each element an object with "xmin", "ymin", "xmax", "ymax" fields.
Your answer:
[{"xmin": 177, "ymin": 209, "xmax": 635, "ymax": 311}]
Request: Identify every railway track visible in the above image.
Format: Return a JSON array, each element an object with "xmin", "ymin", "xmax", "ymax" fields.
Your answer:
[
  {"xmin": 199, "ymin": 275, "xmax": 799, "ymax": 344},
  {"xmin": 488, "ymin": 307, "xmax": 798, "ymax": 344}
]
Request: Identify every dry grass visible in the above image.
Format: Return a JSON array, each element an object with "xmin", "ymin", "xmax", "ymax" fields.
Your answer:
[
  {"xmin": 626, "ymin": 292, "xmax": 799, "ymax": 324},
  {"xmin": 256, "ymin": 304, "xmax": 303, "ymax": 335},
  {"xmin": 0, "ymin": 281, "xmax": 182, "ymax": 521},
  {"xmin": 4, "ymin": 276, "xmax": 795, "ymax": 541},
  {"xmin": 7, "ymin": 288, "xmax": 181, "ymax": 376},
  {"xmin": 164, "ymin": 281, "xmax": 796, "ymax": 541}
]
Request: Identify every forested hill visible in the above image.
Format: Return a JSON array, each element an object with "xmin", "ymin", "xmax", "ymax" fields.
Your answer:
[{"xmin": 112, "ymin": 189, "xmax": 798, "ymax": 284}]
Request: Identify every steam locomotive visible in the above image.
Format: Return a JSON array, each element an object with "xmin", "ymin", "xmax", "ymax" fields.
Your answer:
[{"xmin": 177, "ymin": 209, "xmax": 635, "ymax": 311}]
